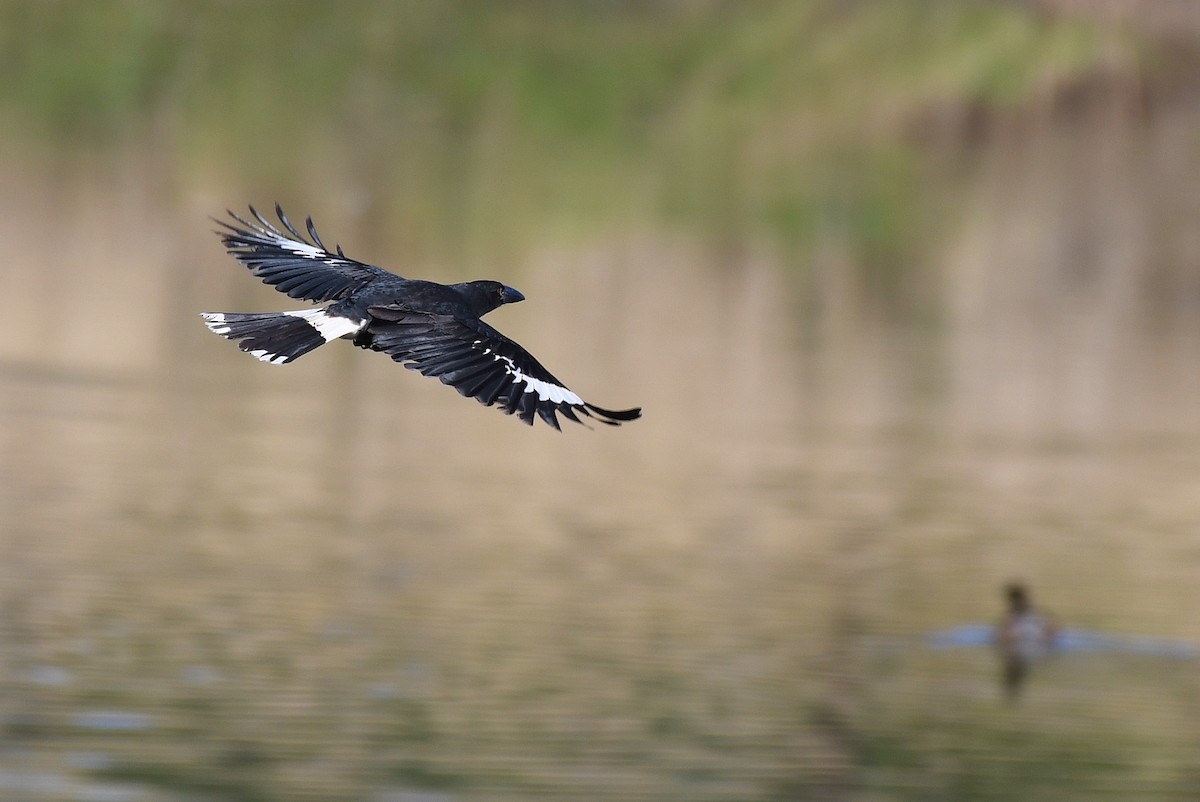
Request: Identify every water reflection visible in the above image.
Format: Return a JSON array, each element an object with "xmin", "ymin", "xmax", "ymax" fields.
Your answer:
[
  {"xmin": 3, "ymin": 231, "xmax": 1199, "ymax": 799},
  {"xmin": 2, "ymin": 138, "xmax": 1200, "ymax": 801}
]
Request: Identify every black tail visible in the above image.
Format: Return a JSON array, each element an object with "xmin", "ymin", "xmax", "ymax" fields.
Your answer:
[{"xmin": 201, "ymin": 311, "xmax": 332, "ymax": 364}]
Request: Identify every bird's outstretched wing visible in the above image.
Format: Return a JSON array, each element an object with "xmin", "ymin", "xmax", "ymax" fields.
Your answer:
[
  {"xmin": 360, "ymin": 307, "xmax": 641, "ymax": 430},
  {"xmin": 215, "ymin": 204, "xmax": 391, "ymax": 302}
]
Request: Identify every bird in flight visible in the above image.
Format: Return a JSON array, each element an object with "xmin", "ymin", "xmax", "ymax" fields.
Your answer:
[{"xmin": 201, "ymin": 205, "xmax": 641, "ymax": 430}]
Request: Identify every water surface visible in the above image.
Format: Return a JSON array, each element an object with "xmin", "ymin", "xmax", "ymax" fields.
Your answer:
[{"xmin": 1, "ymin": 190, "xmax": 1198, "ymax": 800}]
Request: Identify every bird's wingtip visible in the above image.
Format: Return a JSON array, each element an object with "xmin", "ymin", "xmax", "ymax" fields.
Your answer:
[{"xmin": 584, "ymin": 403, "xmax": 642, "ymax": 424}]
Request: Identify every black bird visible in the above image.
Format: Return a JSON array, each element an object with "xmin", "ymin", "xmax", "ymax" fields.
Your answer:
[{"xmin": 201, "ymin": 205, "xmax": 641, "ymax": 430}]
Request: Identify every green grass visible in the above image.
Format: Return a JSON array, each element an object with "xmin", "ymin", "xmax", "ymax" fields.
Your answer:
[{"xmin": 0, "ymin": 1, "xmax": 1150, "ymax": 314}]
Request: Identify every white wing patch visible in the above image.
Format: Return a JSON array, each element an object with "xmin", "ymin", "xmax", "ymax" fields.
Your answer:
[
  {"xmin": 284, "ymin": 308, "xmax": 365, "ymax": 341},
  {"xmin": 512, "ymin": 366, "xmax": 582, "ymax": 405},
  {"xmin": 476, "ymin": 342, "xmax": 583, "ymax": 405},
  {"xmin": 266, "ymin": 232, "xmax": 347, "ymax": 267}
]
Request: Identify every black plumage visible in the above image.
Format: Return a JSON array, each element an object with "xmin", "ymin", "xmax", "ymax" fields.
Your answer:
[{"xmin": 202, "ymin": 205, "xmax": 641, "ymax": 430}]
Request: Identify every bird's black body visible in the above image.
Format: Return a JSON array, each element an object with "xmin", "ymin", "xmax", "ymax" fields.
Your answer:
[{"xmin": 202, "ymin": 205, "xmax": 641, "ymax": 429}]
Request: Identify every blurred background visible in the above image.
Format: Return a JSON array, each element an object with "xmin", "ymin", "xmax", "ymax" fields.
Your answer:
[{"xmin": 1, "ymin": 1, "xmax": 1199, "ymax": 799}]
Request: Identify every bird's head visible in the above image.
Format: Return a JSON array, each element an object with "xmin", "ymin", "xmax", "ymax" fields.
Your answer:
[{"xmin": 458, "ymin": 280, "xmax": 525, "ymax": 316}]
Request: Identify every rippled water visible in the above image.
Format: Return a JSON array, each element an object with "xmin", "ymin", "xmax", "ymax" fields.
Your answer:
[
  {"xmin": 2, "ymin": 243, "xmax": 1199, "ymax": 802},
  {"xmin": 1, "ymin": 168, "xmax": 1200, "ymax": 799},
  {"xmin": 4, "ymin": 1, "xmax": 1200, "ymax": 795}
]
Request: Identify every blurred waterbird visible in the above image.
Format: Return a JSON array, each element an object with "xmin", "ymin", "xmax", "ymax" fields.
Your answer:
[
  {"xmin": 996, "ymin": 583, "xmax": 1059, "ymax": 700},
  {"xmin": 202, "ymin": 205, "xmax": 641, "ymax": 430}
]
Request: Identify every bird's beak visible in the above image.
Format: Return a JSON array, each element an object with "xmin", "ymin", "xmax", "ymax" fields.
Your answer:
[{"xmin": 503, "ymin": 286, "xmax": 525, "ymax": 303}]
